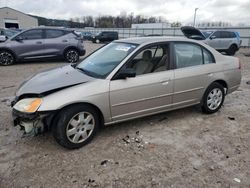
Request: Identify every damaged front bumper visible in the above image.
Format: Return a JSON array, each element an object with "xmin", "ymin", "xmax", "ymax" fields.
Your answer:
[{"xmin": 12, "ymin": 109, "xmax": 56, "ymax": 136}]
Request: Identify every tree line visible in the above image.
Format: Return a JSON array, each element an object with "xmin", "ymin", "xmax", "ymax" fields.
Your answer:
[{"xmin": 32, "ymin": 14, "xmax": 182, "ymax": 28}]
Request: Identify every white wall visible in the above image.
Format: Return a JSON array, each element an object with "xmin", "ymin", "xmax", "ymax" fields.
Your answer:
[{"xmin": 0, "ymin": 7, "xmax": 38, "ymax": 29}]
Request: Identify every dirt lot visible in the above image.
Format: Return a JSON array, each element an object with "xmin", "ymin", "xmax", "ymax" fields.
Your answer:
[{"xmin": 0, "ymin": 42, "xmax": 250, "ymax": 188}]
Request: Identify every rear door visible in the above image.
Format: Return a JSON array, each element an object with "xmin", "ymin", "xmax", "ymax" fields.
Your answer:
[
  {"xmin": 220, "ymin": 31, "xmax": 234, "ymax": 50},
  {"xmin": 43, "ymin": 29, "xmax": 68, "ymax": 57},
  {"xmin": 11, "ymin": 29, "xmax": 45, "ymax": 59},
  {"xmin": 109, "ymin": 43, "xmax": 174, "ymax": 121},
  {"xmin": 172, "ymin": 42, "xmax": 216, "ymax": 108}
]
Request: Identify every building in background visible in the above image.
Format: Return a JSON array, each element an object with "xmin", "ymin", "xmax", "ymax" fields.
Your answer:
[
  {"xmin": 0, "ymin": 7, "xmax": 38, "ymax": 29},
  {"xmin": 131, "ymin": 22, "xmax": 171, "ymax": 29}
]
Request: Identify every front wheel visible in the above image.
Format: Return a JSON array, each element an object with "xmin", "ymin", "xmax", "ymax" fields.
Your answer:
[
  {"xmin": 201, "ymin": 83, "xmax": 225, "ymax": 114},
  {"xmin": 0, "ymin": 50, "xmax": 15, "ymax": 66},
  {"xmin": 52, "ymin": 104, "xmax": 99, "ymax": 149},
  {"xmin": 64, "ymin": 49, "xmax": 79, "ymax": 63},
  {"xmin": 95, "ymin": 39, "xmax": 100, "ymax": 43}
]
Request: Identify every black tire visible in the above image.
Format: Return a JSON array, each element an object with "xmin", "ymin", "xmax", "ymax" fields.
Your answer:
[
  {"xmin": 0, "ymin": 50, "xmax": 15, "ymax": 66},
  {"xmin": 52, "ymin": 104, "xmax": 100, "ymax": 149},
  {"xmin": 226, "ymin": 45, "xmax": 237, "ymax": 56},
  {"xmin": 201, "ymin": 82, "xmax": 225, "ymax": 114},
  {"xmin": 64, "ymin": 48, "xmax": 79, "ymax": 63}
]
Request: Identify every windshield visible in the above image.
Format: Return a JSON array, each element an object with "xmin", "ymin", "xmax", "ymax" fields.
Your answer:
[
  {"xmin": 76, "ymin": 42, "xmax": 138, "ymax": 78},
  {"xmin": 201, "ymin": 31, "xmax": 214, "ymax": 38}
]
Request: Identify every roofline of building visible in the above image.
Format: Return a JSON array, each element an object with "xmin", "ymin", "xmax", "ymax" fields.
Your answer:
[{"xmin": 0, "ymin": 6, "xmax": 38, "ymax": 21}]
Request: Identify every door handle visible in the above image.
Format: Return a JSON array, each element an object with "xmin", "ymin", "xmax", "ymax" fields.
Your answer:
[
  {"xmin": 160, "ymin": 78, "xmax": 170, "ymax": 85},
  {"xmin": 36, "ymin": 41, "xmax": 42, "ymax": 44},
  {"xmin": 208, "ymin": 73, "xmax": 213, "ymax": 77},
  {"xmin": 62, "ymin": 40, "xmax": 68, "ymax": 42}
]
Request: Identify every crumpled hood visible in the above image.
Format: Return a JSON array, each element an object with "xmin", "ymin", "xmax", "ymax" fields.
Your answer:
[{"xmin": 16, "ymin": 65, "xmax": 94, "ymax": 97}]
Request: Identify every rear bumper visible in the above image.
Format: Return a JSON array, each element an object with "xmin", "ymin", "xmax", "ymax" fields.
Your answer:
[
  {"xmin": 12, "ymin": 109, "xmax": 56, "ymax": 135},
  {"xmin": 79, "ymin": 49, "xmax": 86, "ymax": 56}
]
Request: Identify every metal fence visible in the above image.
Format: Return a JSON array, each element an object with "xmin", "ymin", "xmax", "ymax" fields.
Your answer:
[{"xmin": 78, "ymin": 27, "xmax": 250, "ymax": 47}]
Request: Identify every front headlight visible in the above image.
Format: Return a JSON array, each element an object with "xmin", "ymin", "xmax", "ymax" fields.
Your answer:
[{"xmin": 13, "ymin": 98, "xmax": 42, "ymax": 113}]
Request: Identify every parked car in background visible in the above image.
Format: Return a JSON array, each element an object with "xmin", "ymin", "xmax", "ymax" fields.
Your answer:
[
  {"xmin": 12, "ymin": 37, "xmax": 241, "ymax": 149},
  {"xmin": 0, "ymin": 27, "xmax": 85, "ymax": 65},
  {"xmin": 91, "ymin": 31, "xmax": 118, "ymax": 43},
  {"xmin": 0, "ymin": 28, "xmax": 20, "ymax": 42},
  {"xmin": 81, "ymin": 31, "xmax": 93, "ymax": 40},
  {"xmin": 181, "ymin": 26, "xmax": 241, "ymax": 55}
]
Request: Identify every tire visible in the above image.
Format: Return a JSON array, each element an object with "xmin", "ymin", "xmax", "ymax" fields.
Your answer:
[
  {"xmin": 226, "ymin": 45, "xmax": 237, "ymax": 56},
  {"xmin": 0, "ymin": 50, "xmax": 15, "ymax": 66},
  {"xmin": 64, "ymin": 48, "xmax": 79, "ymax": 63},
  {"xmin": 201, "ymin": 82, "xmax": 225, "ymax": 114},
  {"xmin": 52, "ymin": 104, "xmax": 100, "ymax": 149},
  {"xmin": 95, "ymin": 39, "xmax": 100, "ymax": 43}
]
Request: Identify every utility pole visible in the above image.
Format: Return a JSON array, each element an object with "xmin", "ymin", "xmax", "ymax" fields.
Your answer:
[{"xmin": 193, "ymin": 8, "xmax": 199, "ymax": 27}]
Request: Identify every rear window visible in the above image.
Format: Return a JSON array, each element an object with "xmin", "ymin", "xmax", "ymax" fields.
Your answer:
[{"xmin": 217, "ymin": 31, "xmax": 236, "ymax": 38}]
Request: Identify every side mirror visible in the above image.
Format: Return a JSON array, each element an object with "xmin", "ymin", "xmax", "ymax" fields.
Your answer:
[
  {"xmin": 0, "ymin": 35, "xmax": 7, "ymax": 42},
  {"xmin": 115, "ymin": 68, "xmax": 136, "ymax": 80},
  {"xmin": 15, "ymin": 36, "xmax": 23, "ymax": 42},
  {"xmin": 210, "ymin": 35, "xmax": 216, "ymax": 40}
]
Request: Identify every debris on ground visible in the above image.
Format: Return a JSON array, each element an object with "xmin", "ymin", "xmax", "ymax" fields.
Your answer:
[
  {"xmin": 121, "ymin": 131, "xmax": 147, "ymax": 149},
  {"xmin": 122, "ymin": 135, "xmax": 130, "ymax": 144},
  {"xmin": 233, "ymin": 178, "xmax": 241, "ymax": 183},
  {"xmin": 100, "ymin": 160, "xmax": 109, "ymax": 166},
  {"xmin": 228, "ymin": 117, "xmax": 235, "ymax": 121},
  {"xmin": 88, "ymin": 179, "xmax": 95, "ymax": 183}
]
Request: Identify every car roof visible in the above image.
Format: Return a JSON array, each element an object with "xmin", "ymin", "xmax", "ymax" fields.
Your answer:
[
  {"xmin": 115, "ymin": 36, "xmax": 193, "ymax": 45},
  {"xmin": 30, "ymin": 27, "xmax": 74, "ymax": 31}
]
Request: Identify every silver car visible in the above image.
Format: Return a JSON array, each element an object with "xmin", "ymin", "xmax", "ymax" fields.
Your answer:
[
  {"xmin": 12, "ymin": 37, "xmax": 241, "ymax": 149},
  {"xmin": 181, "ymin": 26, "xmax": 241, "ymax": 55},
  {"xmin": 0, "ymin": 27, "xmax": 85, "ymax": 65}
]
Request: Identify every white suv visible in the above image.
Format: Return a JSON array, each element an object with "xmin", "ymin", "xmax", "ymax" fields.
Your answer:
[{"xmin": 181, "ymin": 26, "xmax": 241, "ymax": 55}]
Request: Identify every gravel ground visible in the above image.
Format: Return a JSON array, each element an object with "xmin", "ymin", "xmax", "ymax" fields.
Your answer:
[{"xmin": 0, "ymin": 42, "xmax": 250, "ymax": 188}]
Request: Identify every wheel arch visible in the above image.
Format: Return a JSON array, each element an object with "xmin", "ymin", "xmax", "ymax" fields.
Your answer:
[
  {"xmin": 50, "ymin": 102, "xmax": 105, "ymax": 130},
  {"xmin": 63, "ymin": 46, "xmax": 80, "ymax": 56},
  {"xmin": 0, "ymin": 47, "xmax": 17, "ymax": 60},
  {"xmin": 201, "ymin": 79, "xmax": 228, "ymax": 105},
  {"xmin": 213, "ymin": 79, "xmax": 228, "ymax": 89}
]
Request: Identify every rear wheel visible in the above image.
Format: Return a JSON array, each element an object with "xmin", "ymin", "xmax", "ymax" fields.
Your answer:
[
  {"xmin": 227, "ymin": 45, "xmax": 237, "ymax": 56},
  {"xmin": 52, "ymin": 104, "xmax": 99, "ymax": 149},
  {"xmin": 0, "ymin": 50, "xmax": 15, "ymax": 66},
  {"xmin": 64, "ymin": 49, "xmax": 79, "ymax": 63},
  {"xmin": 202, "ymin": 83, "xmax": 225, "ymax": 114}
]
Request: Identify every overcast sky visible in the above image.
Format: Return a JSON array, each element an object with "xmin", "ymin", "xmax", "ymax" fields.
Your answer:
[{"xmin": 2, "ymin": 0, "xmax": 250, "ymax": 25}]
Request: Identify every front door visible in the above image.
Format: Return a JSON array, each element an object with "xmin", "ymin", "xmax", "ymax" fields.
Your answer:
[
  {"xmin": 110, "ymin": 43, "xmax": 174, "ymax": 122},
  {"xmin": 11, "ymin": 29, "xmax": 45, "ymax": 59}
]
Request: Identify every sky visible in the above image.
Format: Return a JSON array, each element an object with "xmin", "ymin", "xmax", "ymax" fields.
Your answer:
[{"xmin": 1, "ymin": 0, "xmax": 250, "ymax": 25}]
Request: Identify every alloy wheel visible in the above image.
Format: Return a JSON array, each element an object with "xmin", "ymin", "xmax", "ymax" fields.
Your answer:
[
  {"xmin": 0, "ymin": 51, "xmax": 14, "ymax": 65},
  {"xmin": 66, "ymin": 50, "xmax": 79, "ymax": 63},
  {"xmin": 207, "ymin": 88, "xmax": 223, "ymax": 110},
  {"xmin": 66, "ymin": 112, "xmax": 95, "ymax": 144}
]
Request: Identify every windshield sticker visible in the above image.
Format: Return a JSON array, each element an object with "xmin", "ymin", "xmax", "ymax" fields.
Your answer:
[{"xmin": 115, "ymin": 46, "xmax": 131, "ymax": 51}]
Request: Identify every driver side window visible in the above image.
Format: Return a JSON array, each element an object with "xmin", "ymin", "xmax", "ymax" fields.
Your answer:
[
  {"xmin": 125, "ymin": 44, "xmax": 169, "ymax": 76},
  {"xmin": 18, "ymin": 29, "xmax": 43, "ymax": 40}
]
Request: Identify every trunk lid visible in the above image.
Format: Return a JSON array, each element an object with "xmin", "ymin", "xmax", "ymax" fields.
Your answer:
[{"xmin": 181, "ymin": 26, "xmax": 206, "ymax": 40}]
